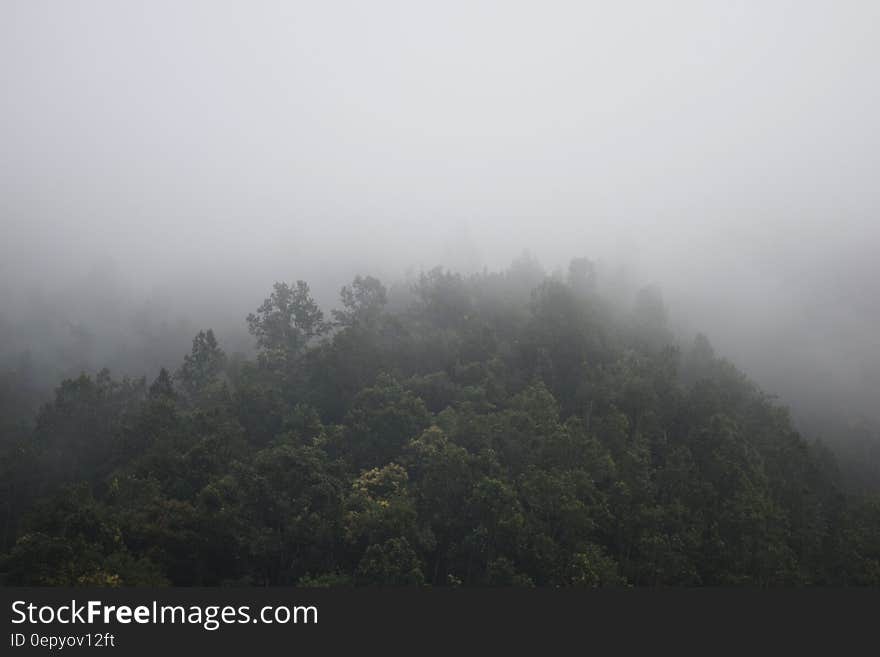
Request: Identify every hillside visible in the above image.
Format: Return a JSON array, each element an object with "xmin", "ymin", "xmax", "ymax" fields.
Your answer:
[{"xmin": 2, "ymin": 259, "xmax": 878, "ymax": 586}]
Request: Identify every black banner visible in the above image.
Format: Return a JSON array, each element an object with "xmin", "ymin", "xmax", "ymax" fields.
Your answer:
[{"xmin": 2, "ymin": 588, "xmax": 877, "ymax": 654}]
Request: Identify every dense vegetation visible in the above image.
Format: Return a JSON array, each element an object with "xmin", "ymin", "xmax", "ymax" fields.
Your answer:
[{"xmin": 1, "ymin": 258, "xmax": 879, "ymax": 587}]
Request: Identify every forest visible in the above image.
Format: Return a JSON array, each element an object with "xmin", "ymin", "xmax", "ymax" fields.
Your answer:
[{"xmin": 1, "ymin": 257, "xmax": 878, "ymax": 587}]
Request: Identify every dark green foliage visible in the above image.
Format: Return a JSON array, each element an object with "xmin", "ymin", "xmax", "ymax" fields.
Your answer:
[
  {"xmin": 1, "ymin": 261, "xmax": 878, "ymax": 587},
  {"xmin": 332, "ymin": 275, "xmax": 387, "ymax": 329},
  {"xmin": 175, "ymin": 330, "xmax": 226, "ymax": 402},
  {"xmin": 246, "ymin": 281, "xmax": 329, "ymax": 364}
]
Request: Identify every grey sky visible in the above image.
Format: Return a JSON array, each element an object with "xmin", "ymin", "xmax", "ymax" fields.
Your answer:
[{"xmin": 1, "ymin": 2, "xmax": 878, "ymax": 422}]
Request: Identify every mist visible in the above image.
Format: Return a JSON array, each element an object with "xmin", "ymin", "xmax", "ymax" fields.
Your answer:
[{"xmin": 2, "ymin": 0, "xmax": 879, "ymax": 436}]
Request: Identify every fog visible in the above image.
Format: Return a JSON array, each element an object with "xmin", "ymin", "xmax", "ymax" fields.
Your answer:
[{"xmin": 2, "ymin": 1, "xmax": 879, "ymax": 437}]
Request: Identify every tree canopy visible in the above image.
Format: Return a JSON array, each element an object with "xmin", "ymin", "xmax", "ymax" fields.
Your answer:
[{"xmin": 1, "ymin": 260, "xmax": 879, "ymax": 587}]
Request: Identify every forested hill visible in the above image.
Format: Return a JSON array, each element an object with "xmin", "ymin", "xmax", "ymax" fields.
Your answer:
[{"xmin": 1, "ymin": 259, "xmax": 878, "ymax": 586}]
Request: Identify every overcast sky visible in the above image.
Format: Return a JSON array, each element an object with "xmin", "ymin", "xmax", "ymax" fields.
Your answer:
[{"xmin": 2, "ymin": 1, "xmax": 878, "ymax": 421}]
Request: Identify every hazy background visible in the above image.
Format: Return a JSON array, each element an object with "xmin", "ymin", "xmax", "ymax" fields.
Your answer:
[{"xmin": 2, "ymin": 2, "xmax": 878, "ymax": 436}]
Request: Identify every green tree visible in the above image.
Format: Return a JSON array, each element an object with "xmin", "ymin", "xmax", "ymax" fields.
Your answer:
[
  {"xmin": 247, "ymin": 281, "xmax": 329, "ymax": 361},
  {"xmin": 332, "ymin": 275, "xmax": 387, "ymax": 328},
  {"xmin": 175, "ymin": 330, "xmax": 226, "ymax": 400}
]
